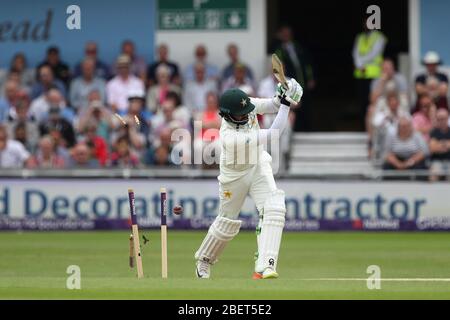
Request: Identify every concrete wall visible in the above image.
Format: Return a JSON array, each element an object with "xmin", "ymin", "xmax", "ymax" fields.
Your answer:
[{"xmin": 156, "ymin": 0, "xmax": 267, "ymax": 82}]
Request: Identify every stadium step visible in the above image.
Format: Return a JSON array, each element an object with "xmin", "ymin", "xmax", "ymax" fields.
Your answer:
[{"xmin": 288, "ymin": 132, "xmax": 373, "ymax": 177}]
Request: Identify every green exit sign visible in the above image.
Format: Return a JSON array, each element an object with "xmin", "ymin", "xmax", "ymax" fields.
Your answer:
[{"xmin": 158, "ymin": 0, "xmax": 247, "ymax": 30}]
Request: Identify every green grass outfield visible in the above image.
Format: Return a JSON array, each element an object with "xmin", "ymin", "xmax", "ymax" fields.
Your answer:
[{"xmin": 1, "ymin": 231, "xmax": 450, "ymax": 299}]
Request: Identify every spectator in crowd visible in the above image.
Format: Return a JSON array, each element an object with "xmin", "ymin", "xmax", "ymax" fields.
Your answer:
[
  {"xmin": 77, "ymin": 99, "xmax": 113, "ymax": 143},
  {"xmin": 272, "ymin": 25, "xmax": 316, "ymax": 131},
  {"xmin": 369, "ymin": 59, "xmax": 408, "ymax": 109},
  {"xmin": 370, "ymin": 91, "xmax": 409, "ymax": 161},
  {"xmin": 119, "ymin": 40, "xmax": 147, "ymax": 81},
  {"xmin": 111, "ymin": 111, "xmax": 146, "ymax": 152},
  {"xmin": 73, "ymin": 42, "xmax": 111, "ymax": 80},
  {"xmin": 109, "ymin": 135, "xmax": 140, "ymax": 168},
  {"xmin": 151, "ymin": 98, "xmax": 189, "ymax": 137},
  {"xmin": 0, "ymin": 53, "xmax": 35, "ymax": 93},
  {"xmin": 221, "ymin": 43, "xmax": 254, "ymax": 82},
  {"xmin": 30, "ymin": 64, "xmax": 66, "ymax": 100},
  {"xmin": 147, "ymin": 44, "xmax": 181, "ymax": 87},
  {"xmin": 184, "ymin": 45, "xmax": 220, "ymax": 82},
  {"xmin": 125, "ymin": 91, "xmax": 152, "ymax": 142},
  {"xmin": 194, "ymin": 92, "xmax": 221, "ymax": 168},
  {"xmin": 30, "ymin": 88, "xmax": 75, "ymax": 123},
  {"xmin": 68, "ymin": 142, "xmax": 99, "ymax": 168},
  {"xmin": 107, "ymin": 55, "xmax": 145, "ymax": 114},
  {"xmin": 47, "ymin": 127, "xmax": 71, "ymax": 163},
  {"xmin": 165, "ymin": 91, "xmax": 191, "ymax": 125},
  {"xmin": 183, "ymin": 62, "xmax": 218, "ymax": 115},
  {"xmin": 81, "ymin": 122, "xmax": 109, "ymax": 167},
  {"xmin": 383, "ymin": 116, "xmax": 429, "ymax": 177},
  {"xmin": 0, "ymin": 80, "xmax": 20, "ymax": 122},
  {"xmin": 26, "ymin": 135, "xmax": 65, "ymax": 169},
  {"xmin": 412, "ymin": 93, "xmax": 437, "ymax": 141},
  {"xmin": 0, "ymin": 124, "xmax": 30, "ymax": 168},
  {"xmin": 69, "ymin": 58, "xmax": 107, "ymax": 112},
  {"xmin": 37, "ymin": 47, "xmax": 71, "ymax": 88},
  {"xmin": 146, "ymin": 64, "xmax": 182, "ymax": 113},
  {"xmin": 221, "ymin": 63, "xmax": 255, "ymax": 96},
  {"xmin": 5, "ymin": 92, "xmax": 39, "ymax": 152},
  {"xmin": 429, "ymin": 109, "xmax": 450, "ymax": 181},
  {"xmin": 366, "ymin": 59, "xmax": 409, "ymax": 134},
  {"xmin": 39, "ymin": 101, "xmax": 77, "ymax": 148},
  {"xmin": 415, "ymin": 51, "xmax": 448, "ymax": 110},
  {"xmin": 143, "ymin": 127, "xmax": 173, "ymax": 166}
]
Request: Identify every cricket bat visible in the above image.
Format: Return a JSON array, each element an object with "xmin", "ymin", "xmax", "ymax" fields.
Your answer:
[
  {"xmin": 271, "ymin": 53, "xmax": 289, "ymax": 90},
  {"xmin": 128, "ymin": 189, "xmax": 144, "ymax": 278},
  {"xmin": 160, "ymin": 188, "xmax": 168, "ymax": 279}
]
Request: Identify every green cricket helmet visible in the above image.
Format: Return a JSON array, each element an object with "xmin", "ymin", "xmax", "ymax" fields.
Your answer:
[{"xmin": 219, "ymin": 88, "xmax": 255, "ymax": 125}]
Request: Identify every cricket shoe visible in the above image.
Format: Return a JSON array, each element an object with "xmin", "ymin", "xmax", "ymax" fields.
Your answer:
[
  {"xmin": 252, "ymin": 268, "xmax": 279, "ymax": 280},
  {"xmin": 195, "ymin": 260, "xmax": 211, "ymax": 279}
]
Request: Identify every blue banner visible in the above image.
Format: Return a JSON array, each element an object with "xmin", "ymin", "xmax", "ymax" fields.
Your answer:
[{"xmin": 0, "ymin": 0, "xmax": 156, "ymax": 68}]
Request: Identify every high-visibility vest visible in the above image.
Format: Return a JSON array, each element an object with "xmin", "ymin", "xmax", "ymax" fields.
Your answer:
[{"xmin": 354, "ymin": 31, "xmax": 385, "ymax": 79}]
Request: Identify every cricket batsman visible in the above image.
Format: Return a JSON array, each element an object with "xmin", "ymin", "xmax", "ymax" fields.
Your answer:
[{"xmin": 194, "ymin": 78, "xmax": 303, "ymax": 279}]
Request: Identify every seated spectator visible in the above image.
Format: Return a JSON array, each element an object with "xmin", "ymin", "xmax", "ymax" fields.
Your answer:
[
  {"xmin": 125, "ymin": 91, "xmax": 152, "ymax": 142},
  {"xmin": 0, "ymin": 124, "xmax": 30, "ymax": 168},
  {"xmin": 415, "ymin": 51, "xmax": 448, "ymax": 110},
  {"xmin": 73, "ymin": 42, "xmax": 111, "ymax": 80},
  {"xmin": 153, "ymin": 145, "xmax": 172, "ymax": 166},
  {"xmin": 143, "ymin": 127, "xmax": 174, "ymax": 166},
  {"xmin": 371, "ymin": 91, "xmax": 409, "ymax": 161},
  {"xmin": 68, "ymin": 142, "xmax": 99, "ymax": 168},
  {"xmin": 110, "ymin": 136, "xmax": 140, "ymax": 168},
  {"xmin": 222, "ymin": 43, "xmax": 254, "ymax": 82},
  {"xmin": 1, "ymin": 53, "xmax": 35, "ymax": 93},
  {"xmin": 117, "ymin": 40, "xmax": 147, "ymax": 81},
  {"xmin": 194, "ymin": 92, "xmax": 221, "ymax": 168},
  {"xmin": 30, "ymin": 64, "xmax": 66, "ymax": 100},
  {"xmin": 5, "ymin": 92, "xmax": 39, "ymax": 152},
  {"xmin": 48, "ymin": 127, "xmax": 71, "ymax": 163},
  {"xmin": 30, "ymin": 88, "xmax": 75, "ymax": 123},
  {"xmin": 366, "ymin": 59, "xmax": 409, "ymax": 135},
  {"xmin": 151, "ymin": 98, "xmax": 189, "ymax": 138},
  {"xmin": 37, "ymin": 46, "xmax": 71, "ymax": 88},
  {"xmin": 147, "ymin": 44, "xmax": 181, "ymax": 87},
  {"xmin": 370, "ymin": 59, "xmax": 408, "ymax": 105},
  {"xmin": 39, "ymin": 102, "xmax": 76, "ymax": 148},
  {"xmin": 0, "ymin": 79, "xmax": 20, "ymax": 122},
  {"xmin": 27, "ymin": 135, "xmax": 65, "ymax": 169},
  {"xmin": 184, "ymin": 45, "xmax": 219, "ymax": 82},
  {"xmin": 160, "ymin": 91, "xmax": 191, "ymax": 127},
  {"xmin": 82, "ymin": 122, "xmax": 109, "ymax": 167},
  {"xmin": 111, "ymin": 110, "xmax": 146, "ymax": 152},
  {"xmin": 77, "ymin": 100, "xmax": 113, "ymax": 143},
  {"xmin": 412, "ymin": 93, "xmax": 437, "ymax": 141},
  {"xmin": 221, "ymin": 63, "xmax": 255, "ymax": 95},
  {"xmin": 383, "ymin": 116, "xmax": 429, "ymax": 178},
  {"xmin": 106, "ymin": 55, "xmax": 145, "ymax": 114},
  {"xmin": 422, "ymin": 75, "xmax": 449, "ymax": 110},
  {"xmin": 69, "ymin": 58, "xmax": 107, "ymax": 112},
  {"xmin": 429, "ymin": 109, "xmax": 450, "ymax": 181},
  {"xmin": 146, "ymin": 64, "xmax": 182, "ymax": 113},
  {"xmin": 183, "ymin": 62, "xmax": 218, "ymax": 115}
]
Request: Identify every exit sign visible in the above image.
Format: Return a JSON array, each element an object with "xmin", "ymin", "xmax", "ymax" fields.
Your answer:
[{"xmin": 158, "ymin": 0, "xmax": 247, "ymax": 30}]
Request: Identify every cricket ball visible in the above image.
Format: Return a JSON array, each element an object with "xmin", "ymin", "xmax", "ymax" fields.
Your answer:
[{"xmin": 173, "ymin": 205, "xmax": 184, "ymax": 215}]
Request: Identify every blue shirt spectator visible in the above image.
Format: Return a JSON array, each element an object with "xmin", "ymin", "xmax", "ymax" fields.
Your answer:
[
  {"xmin": 183, "ymin": 45, "xmax": 219, "ymax": 82},
  {"xmin": 31, "ymin": 65, "xmax": 67, "ymax": 100}
]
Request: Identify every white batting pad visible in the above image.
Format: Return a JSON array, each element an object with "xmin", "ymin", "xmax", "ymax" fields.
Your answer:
[
  {"xmin": 195, "ymin": 216, "xmax": 242, "ymax": 265},
  {"xmin": 255, "ymin": 190, "xmax": 286, "ymax": 273}
]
